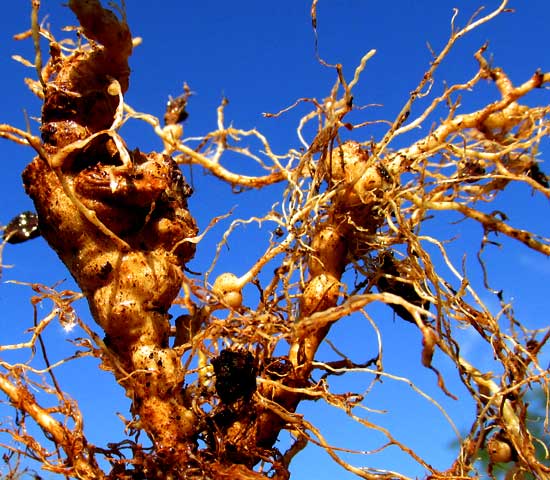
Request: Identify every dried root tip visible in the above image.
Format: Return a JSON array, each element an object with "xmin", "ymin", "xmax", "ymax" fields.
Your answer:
[
  {"xmin": 212, "ymin": 272, "xmax": 243, "ymax": 309},
  {"xmin": 421, "ymin": 327, "xmax": 438, "ymax": 367}
]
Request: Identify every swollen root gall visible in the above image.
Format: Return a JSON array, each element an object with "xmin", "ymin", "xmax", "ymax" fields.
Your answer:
[
  {"xmin": 487, "ymin": 433, "xmax": 516, "ymax": 463},
  {"xmin": 308, "ymin": 225, "xmax": 347, "ymax": 277},
  {"xmin": 212, "ymin": 272, "xmax": 243, "ymax": 309}
]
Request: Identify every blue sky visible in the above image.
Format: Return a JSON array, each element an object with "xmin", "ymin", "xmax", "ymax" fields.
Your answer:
[{"xmin": 1, "ymin": 1, "xmax": 550, "ymax": 478}]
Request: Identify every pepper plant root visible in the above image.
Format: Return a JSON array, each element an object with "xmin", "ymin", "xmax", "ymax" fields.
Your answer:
[{"xmin": 1, "ymin": 1, "xmax": 549, "ymax": 479}]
